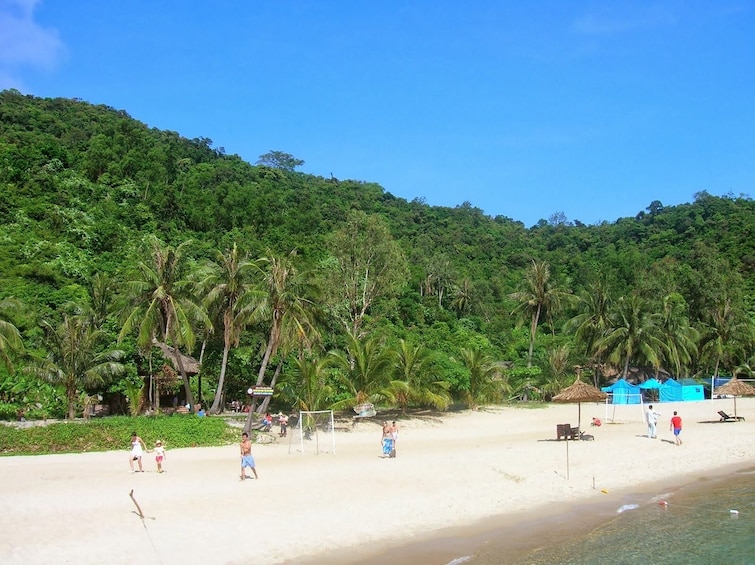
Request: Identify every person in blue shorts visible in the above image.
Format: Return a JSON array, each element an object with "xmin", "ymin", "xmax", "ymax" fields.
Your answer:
[{"xmin": 240, "ymin": 432, "xmax": 258, "ymax": 480}]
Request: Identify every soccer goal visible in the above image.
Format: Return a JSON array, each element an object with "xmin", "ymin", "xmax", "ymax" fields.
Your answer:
[
  {"xmin": 288, "ymin": 410, "xmax": 336, "ymax": 455},
  {"xmin": 604, "ymin": 393, "xmax": 645, "ymax": 423}
]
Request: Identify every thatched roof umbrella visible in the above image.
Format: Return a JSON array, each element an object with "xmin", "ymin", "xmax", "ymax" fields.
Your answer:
[
  {"xmin": 553, "ymin": 377, "xmax": 608, "ymax": 429},
  {"xmin": 713, "ymin": 376, "xmax": 755, "ymax": 419}
]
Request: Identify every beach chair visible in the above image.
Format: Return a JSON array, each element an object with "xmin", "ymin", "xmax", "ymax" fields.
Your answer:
[
  {"xmin": 718, "ymin": 410, "xmax": 745, "ymax": 422},
  {"xmin": 556, "ymin": 424, "xmax": 577, "ymax": 440}
]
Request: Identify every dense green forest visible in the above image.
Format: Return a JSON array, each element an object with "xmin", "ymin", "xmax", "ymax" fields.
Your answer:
[{"xmin": 1, "ymin": 89, "xmax": 754, "ymax": 422}]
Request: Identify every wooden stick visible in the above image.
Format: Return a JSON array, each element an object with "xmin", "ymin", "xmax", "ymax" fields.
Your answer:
[{"xmin": 129, "ymin": 489, "xmax": 145, "ymax": 519}]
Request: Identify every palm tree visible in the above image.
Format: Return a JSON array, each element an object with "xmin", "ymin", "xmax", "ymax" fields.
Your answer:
[
  {"xmin": 276, "ymin": 354, "xmax": 333, "ymax": 412},
  {"xmin": 510, "ymin": 260, "xmax": 572, "ymax": 367},
  {"xmin": 328, "ymin": 332, "xmax": 394, "ymax": 410},
  {"xmin": 28, "ymin": 315, "xmax": 125, "ymax": 419},
  {"xmin": 657, "ymin": 293, "xmax": 699, "ymax": 378},
  {"xmin": 450, "ymin": 278, "xmax": 474, "ymax": 317},
  {"xmin": 595, "ymin": 294, "xmax": 663, "ymax": 380},
  {"xmin": 0, "ymin": 298, "xmax": 24, "ymax": 372},
  {"xmin": 563, "ymin": 279, "xmax": 612, "ymax": 385},
  {"xmin": 459, "ymin": 348, "xmax": 504, "ymax": 409},
  {"xmin": 243, "ymin": 251, "xmax": 320, "ymax": 431},
  {"xmin": 203, "ymin": 244, "xmax": 260, "ymax": 414},
  {"xmin": 386, "ymin": 339, "xmax": 450, "ymax": 413},
  {"xmin": 698, "ymin": 296, "xmax": 755, "ymax": 377},
  {"xmin": 119, "ymin": 236, "xmax": 208, "ymax": 411}
]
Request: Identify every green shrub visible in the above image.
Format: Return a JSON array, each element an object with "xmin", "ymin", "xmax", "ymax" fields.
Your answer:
[{"xmin": 0, "ymin": 414, "xmax": 239, "ymax": 456}]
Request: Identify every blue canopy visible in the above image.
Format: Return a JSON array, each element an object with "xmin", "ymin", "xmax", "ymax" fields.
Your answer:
[
  {"xmin": 602, "ymin": 379, "xmax": 642, "ymax": 404},
  {"xmin": 639, "ymin": 378, "xmax": 662, "ymax": 389}
]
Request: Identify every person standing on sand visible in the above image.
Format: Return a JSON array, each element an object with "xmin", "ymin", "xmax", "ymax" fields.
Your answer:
[
  {"xmin": 240, "ymin": 432, "xmax": 258, "ymax": 480},
  {"xmin": 389, "ymin": 421, "xmax": 399, "ymax": 458},
  {"xmin": 279, "ymin": 412, "xmax": 289, "ymax": 437},
  {"xmin": 381, "ymin": 421, "xmax": 394, "ymax": 458},
  {"xmin": 646, "ymin": 405, "xmax": 659, "ymax": 438},
  {"xmin": 670, "ymin": 411, "xmax": 683, "ymax": 445},
  {"xmin": 129, "ymin": 432, "xmax": 148, "ymax": 473},
  {"xmin": 154, "ymin": 440, "xmax": 166, "ymax": 472}
]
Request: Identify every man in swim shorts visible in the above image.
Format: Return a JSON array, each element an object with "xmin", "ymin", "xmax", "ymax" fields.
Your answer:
[
  {"xmin": 240, "ymin": 432, "xmax": 258, "ymax": 480},
  {"xmin": 669, "ymin": 411, "xmax": 683, "ymax": 446}
]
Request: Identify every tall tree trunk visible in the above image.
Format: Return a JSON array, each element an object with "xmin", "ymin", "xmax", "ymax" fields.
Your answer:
[
  {"xmin": 243, "ymin": 326, "xmax": 279, "ymax": 432},
  {"xmin": 527, "ymin": 305, "xmax": 541, "ymax": 368},
  {"xmin": 173, "ymin": 347, "xmax": 195, "ymax": 412},
  {"xmin": 210, "ymin": 343, "xmax": 231, "ymax": 414},
  {"xmin": 258, "ymin": 362, "xmax": 283, "ymax": 414}
]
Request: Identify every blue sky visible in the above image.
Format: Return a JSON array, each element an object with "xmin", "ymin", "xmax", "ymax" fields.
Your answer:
[{"xmin": 2, "ymin": 1, "xmax": 754, "ymax": 227}]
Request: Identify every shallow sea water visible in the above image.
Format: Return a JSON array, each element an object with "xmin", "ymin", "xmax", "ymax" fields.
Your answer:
[{"xmin": 467, "ymin": 468, "xmax": 755, "ymax": 565}]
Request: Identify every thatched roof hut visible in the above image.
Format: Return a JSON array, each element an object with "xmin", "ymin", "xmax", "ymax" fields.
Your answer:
[{"xmin": 152, "ymin": 340, "xmax": 200, "ymax": 374}]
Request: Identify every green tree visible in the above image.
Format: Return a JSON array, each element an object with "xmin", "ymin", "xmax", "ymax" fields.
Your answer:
[
  {"xmin": 276, "ymin": 354, "xmax": 333, "ymax": 412},
  {"xmin": 596, "ymin": 294, "xmax": 663, "ymax": 379},
  {"xmin": 329, "ymin": 332, "xmax": 394, "ymax": 409},
  {"xmin": 243, "ymin": 251, "xmax": 320, "ymax": 431},
  {"xmin": 657, "ymin": 293, "xmax": 698, "ymax": 378},
  {"xmin": 459, "ymin": 348, "xmax": 505, "ymax": 409},
  {"xmin": 119, "ymin": 236, "xmax": 208, "ymax": 411},
  {"xmin": 564, "ymin": 279, "xmax": 612, "ymax": 385},
  {"xmin": 698, "ymin": 296, "xmax": 755, "ymax": 377},
  {"xmin": 325, "ymin": 211, "xmax": 409, "ymax": 336},
  {"xmin": 385, "ymin": 339, "xmax": 450, "ymax": 413},
  {"xmin": 0, "ymin": 298, "xmax": 24, "ymax": 372},
  {"xmin": 203, "ymin": 244, "xmax": 259, "ymax": 414},
  {"xmin": 28, "ymin": 315, "xmax": 125, "ymax": 419},
  {"xmin": 256, "ymin": 150, "xmax": 304, "ymax": 171},
  {"xmin": 510, "ymin": 260, "xmax": 572, "ymax": 367}
]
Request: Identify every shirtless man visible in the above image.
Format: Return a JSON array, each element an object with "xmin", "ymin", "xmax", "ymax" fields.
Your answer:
[{"xmin": 240, "ymin": 432, "xmax": 258, "ymax": 480}]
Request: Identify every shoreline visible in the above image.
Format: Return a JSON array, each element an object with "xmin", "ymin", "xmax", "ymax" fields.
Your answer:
[
  {"xmin": 0, "ymin": 398, "xmax": 753, "ymax": 565},
  {"xmin": 314, "ymin": 460, "xmax": 755, "ymax": 565}
]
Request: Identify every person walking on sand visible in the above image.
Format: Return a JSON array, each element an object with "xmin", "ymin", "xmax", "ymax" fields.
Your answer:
[
  {"xmin": 381, "ymin": 421, "xmax": 394, "ymax": 458},
  {"xmin": 646, "ymin": 405, "xmax": 659, "ymax": 438},
  {"xmin": 129, "ymin": 432, "xmax": 148, "ymax": 473},
  {"xmin": 154, "ymin": 440, "xmax": 167, "ymax": 472},
  {"xmin": 240, "ymin": 432, "xmax": 258, "ymax": 480},
  {"xmin": 670, "ymin": 411, "xmax": 683, "ymax": 446}
]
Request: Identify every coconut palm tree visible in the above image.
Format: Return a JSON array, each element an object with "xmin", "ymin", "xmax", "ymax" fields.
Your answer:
[
  {"xmin": 28, "ymin": 314, "xmax": 125, "ymax": 419},
  {"xmin": 698, "ymin": 296, "xmax": 755, "ymax": 377},
  {"xmin": 243, "ymin": 251, "xmax": 320, "ymax": 431},
  {"xmin": 657, "ymin": 293, "xmax": 699, "ymax": 378},
  {"xmin": 510, "ymin": 260, "xmax": 572, "ymax": 367},
  {"xmin": 595, "ymin": 294, "xmax": 663, "ymax": 380},
  {"xmin": 203, "ymin": 244, "xmax": 260, "ymax": 414},
  {"xmin": 385, "ymin": 339, "xmax": 450, "ymax": 413},
  {"xmin": 276, "ymin": 354, "xmax": 334, "ymax": 412},
  {"xmin": 459, "ymin": 348, "xmax": 504, "ymax": 409},
  {"xmin": 564, "ymin": 279, "xmax": 612, "ymax": 385},
  {"xmin": 328, "ymin": 331, "xmax": 394, "ymax": 410},
  {"xmin": 119, "ymin": 236, "xmax": 208, "ymax": 411}
]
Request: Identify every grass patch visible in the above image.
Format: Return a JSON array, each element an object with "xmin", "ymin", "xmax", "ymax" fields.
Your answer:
[{"xmin": 0, "ymin": 415, "xmax": 241, "ymax": 456}]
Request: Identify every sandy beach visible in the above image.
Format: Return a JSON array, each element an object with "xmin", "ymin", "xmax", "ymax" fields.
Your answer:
[{"xmin": 1, "ymin": 397, "xmax": 753, "ymax": 565}]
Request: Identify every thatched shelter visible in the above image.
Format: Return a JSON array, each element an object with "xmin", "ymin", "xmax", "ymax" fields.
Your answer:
[
  {"xmin": 713, "ymin": 377, "xmax": 755, "ymax": 419},
  {"xmin": 553, "ymin": 378, "xmax": 608, "ymax": 428},
  {"xmin": 152, "ymin": 341, "xmax": 200, "ymax": 375}
]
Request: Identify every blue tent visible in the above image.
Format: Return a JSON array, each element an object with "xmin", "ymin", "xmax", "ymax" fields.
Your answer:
[
  {"xmin": 679, "ymin": 379, "xmax": 704, "ymax": 401},
  {"xmin": 602, "ymin": 379, "xmax": 642, "ymax": 404},
  {"xmin": 639, "ymin": 378, "xmax": 662, "ymax": 390},
  {"xmin": 659, "ymin": 379, "xmax": 682, "ymax": 402}
]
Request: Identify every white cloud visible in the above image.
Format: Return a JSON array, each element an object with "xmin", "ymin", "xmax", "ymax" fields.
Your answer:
[{"xmin": 0, "ymin": 0, "xmax": 65, "ymax": 85}]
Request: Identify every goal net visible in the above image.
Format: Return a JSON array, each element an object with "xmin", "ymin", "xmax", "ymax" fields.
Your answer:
[
  {"xmin": 603, "ymin": 393, "xmax": 645, "ymax": 423},
  {"xmin": 288, "ymin": 410, "xmax": 336, "ymax": 455}
]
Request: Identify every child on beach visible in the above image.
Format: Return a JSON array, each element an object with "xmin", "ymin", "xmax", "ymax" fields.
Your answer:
[
  {"xmin": 129, "ymin": 432, "xmax": 148, "ymax": 473},
  {"xmin": 154, "ymin": 440, "xmax": 166, "ymax": 472}
]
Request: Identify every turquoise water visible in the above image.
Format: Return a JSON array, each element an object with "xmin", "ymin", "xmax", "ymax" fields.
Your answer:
[{"xmin": 468, "ymin": 468, "xmax": 755, "ymax": 565}]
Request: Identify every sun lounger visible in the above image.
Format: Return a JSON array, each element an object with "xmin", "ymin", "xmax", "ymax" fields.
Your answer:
[{"xmin": 718, "ymin": 410, "xmax": 745, "ymax": 422}]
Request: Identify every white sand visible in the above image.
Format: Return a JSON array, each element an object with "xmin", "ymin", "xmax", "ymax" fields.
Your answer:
[{"xmin": 1, "ymin": 397, "xmax": 753, "ymax": 565}]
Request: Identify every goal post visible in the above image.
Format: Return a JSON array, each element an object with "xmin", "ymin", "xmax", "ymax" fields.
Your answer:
[{"xmin": 288, "ymin": 410, "xmax": 336, "ymax": 455}]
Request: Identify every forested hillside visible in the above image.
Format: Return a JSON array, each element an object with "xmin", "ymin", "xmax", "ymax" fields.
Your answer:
[{"xmin": 1, "ymin": 90, "xmax": 754, "ymax": 420}]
